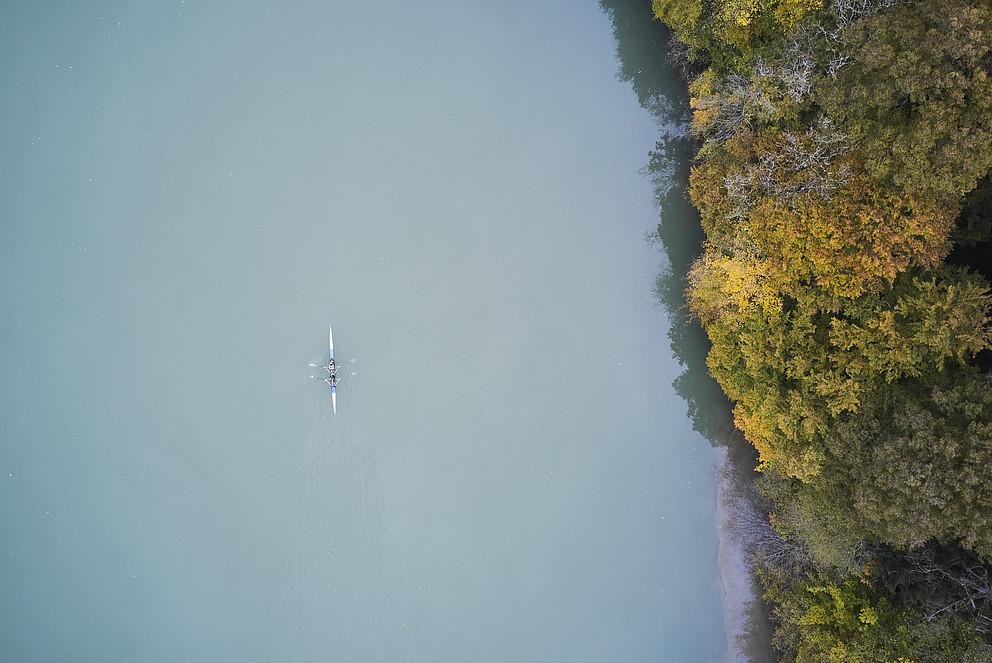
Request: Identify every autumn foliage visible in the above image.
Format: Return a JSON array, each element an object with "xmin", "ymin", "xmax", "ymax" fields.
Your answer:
[{"xmin": 654, "ymin": 0, "xmax": 992, "ymax": 658}]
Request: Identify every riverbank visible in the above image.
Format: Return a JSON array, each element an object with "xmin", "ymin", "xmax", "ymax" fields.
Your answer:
[
  {"xmin": 653, "ymin": 0, "xmax": 992, "ymax": 658},
  {"xmin": 594, "ymin": 3, "xmax": 779, "ymax": 658},
  {"xmin": 714, "ymin": 441, "xmax": 774, "ymax": 662}
]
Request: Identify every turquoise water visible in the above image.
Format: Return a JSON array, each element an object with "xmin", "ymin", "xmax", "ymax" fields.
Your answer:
[{"xmin": 0, "ymin": 2, "xmax": 726, "ymax": 661}]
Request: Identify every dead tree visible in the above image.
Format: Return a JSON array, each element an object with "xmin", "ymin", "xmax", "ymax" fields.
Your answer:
[{"xmin": 724, "ymin": 116, "xmax": 852, "ymax": 219}]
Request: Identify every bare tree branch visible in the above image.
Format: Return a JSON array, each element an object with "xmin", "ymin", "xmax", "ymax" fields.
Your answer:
[
  {"xmin": 878, "ymin": 544, "xmax": 992, "ymax": 634},
  {"xmin": 723, "ymin": 116, "xmax": 852, "ymax": 218}
]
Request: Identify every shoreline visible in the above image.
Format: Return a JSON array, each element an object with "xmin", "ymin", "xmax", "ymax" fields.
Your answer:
[{"xmin": 713, "ymin": 443, "xmax": 775, "ymax": 662}]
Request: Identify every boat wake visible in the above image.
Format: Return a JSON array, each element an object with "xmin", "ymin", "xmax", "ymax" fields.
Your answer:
[{"xmin": 276, "ymin": 366, "xmax": 417, "ymax": 662}]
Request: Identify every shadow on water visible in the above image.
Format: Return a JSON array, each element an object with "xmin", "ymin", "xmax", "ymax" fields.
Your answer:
[{"xmin": 598, "ymin": 1, "xmax": 774, "ymax": 660}]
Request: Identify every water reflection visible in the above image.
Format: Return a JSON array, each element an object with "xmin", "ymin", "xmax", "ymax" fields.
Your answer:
[
  {"xmin": 599, "ymin": 1, "xmax": 774, "ymax": 659},
  {"xmin": 599, "ymin": 0, "xmax": 734, "ymax": 447}
]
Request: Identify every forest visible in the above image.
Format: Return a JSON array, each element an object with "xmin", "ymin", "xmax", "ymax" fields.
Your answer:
[{"xmin": 650, "ymin": 0, "xmax": 992, "ymax": 659}]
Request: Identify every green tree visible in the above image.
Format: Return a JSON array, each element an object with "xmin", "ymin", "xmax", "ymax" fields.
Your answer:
[
  {"xmin": 651, "ymin": 0, "xmax": 708, "ymax": 55},
  {"xmin": 688, "ymin": 266, "xmax": 992, "ymax": 479},
  {"xmin": 761, "ymin": 568, "xmax": 991, "ymax": 662},
  {"xmin": 817, "ymin": 0, "xmax": 992, "ymax": 200},
  {"xmin": 812, "ymin": 368, "xmax": 992, "ymax": 559},
  {"xmin": 653, "ymin": 0, "xmax": 824, "ymax": 57}
]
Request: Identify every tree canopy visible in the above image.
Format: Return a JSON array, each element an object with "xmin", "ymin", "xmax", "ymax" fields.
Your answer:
[
  {"xmin": 817, "ymin": 369, "xmax": 992, "ymax": 558},
  {"xmin": 817, "ymin": 0, "xmax": 992, "ymax": 200},
  {"xmin": 652, "ymin": 0, "xmax": 992, "ymax": 656}
]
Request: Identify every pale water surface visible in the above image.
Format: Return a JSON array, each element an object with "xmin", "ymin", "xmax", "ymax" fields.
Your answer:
[{"xmin": 0, "ymin": 2, "xmax": 726, "ymax": 661}]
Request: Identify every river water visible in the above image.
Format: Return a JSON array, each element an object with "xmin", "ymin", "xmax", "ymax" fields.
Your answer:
[{"xmin": 0, "ymin": 2, "xmax": 729, "ymax": 661}]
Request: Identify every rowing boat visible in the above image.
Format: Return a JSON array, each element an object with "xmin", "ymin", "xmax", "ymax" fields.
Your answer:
[{"xmin": 328, "ymin": 324, "xmax": 337, "ymax": 413}]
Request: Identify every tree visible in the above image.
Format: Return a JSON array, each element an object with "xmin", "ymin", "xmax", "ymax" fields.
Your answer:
[
  {"xmin": 689, "ymin": 68, "xmax": 796, "ymax": 146},
  {"xmin": 876, "ymin": 544, "xmax": 992, "ymax": 637},
  {"xmin": 651, "ymin": 0, "xmax": 992, "ymax": 653},
  {"xmin": 810, "ymin": 368, "xmax": 992, "ymax": 560},
  {"xmin": 817, "ymin": 0, "xmax": 992, "ymax": 200},
  {"xmin": 761, "ymin": 569, "xmax": 991, "ymax": 662},
  {"xmin": 745, "ymin": 167, "xmax": 953, "ymax": 299},
  {"xmin": 653, "ymin": 0, "xmax": 825, "ymax": 57},
  {"xmin": 651, "ymin": 0, "xmax": 708, "ymax": 56},
  {"xmin": 757, "ymin": 467, "xmax": 867, "ymax": 572},
  {"xmin": 689, "ymin": 126, "xmax": 954, "ymax": 300},
  {"xmin": 688, "ymin": 265, "xmax": 992, "ymax": 479}
]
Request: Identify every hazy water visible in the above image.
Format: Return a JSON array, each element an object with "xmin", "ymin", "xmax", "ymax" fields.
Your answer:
[{"xmin": 0, "ymin": 2, "xmax": 726, "ymax": 661}]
